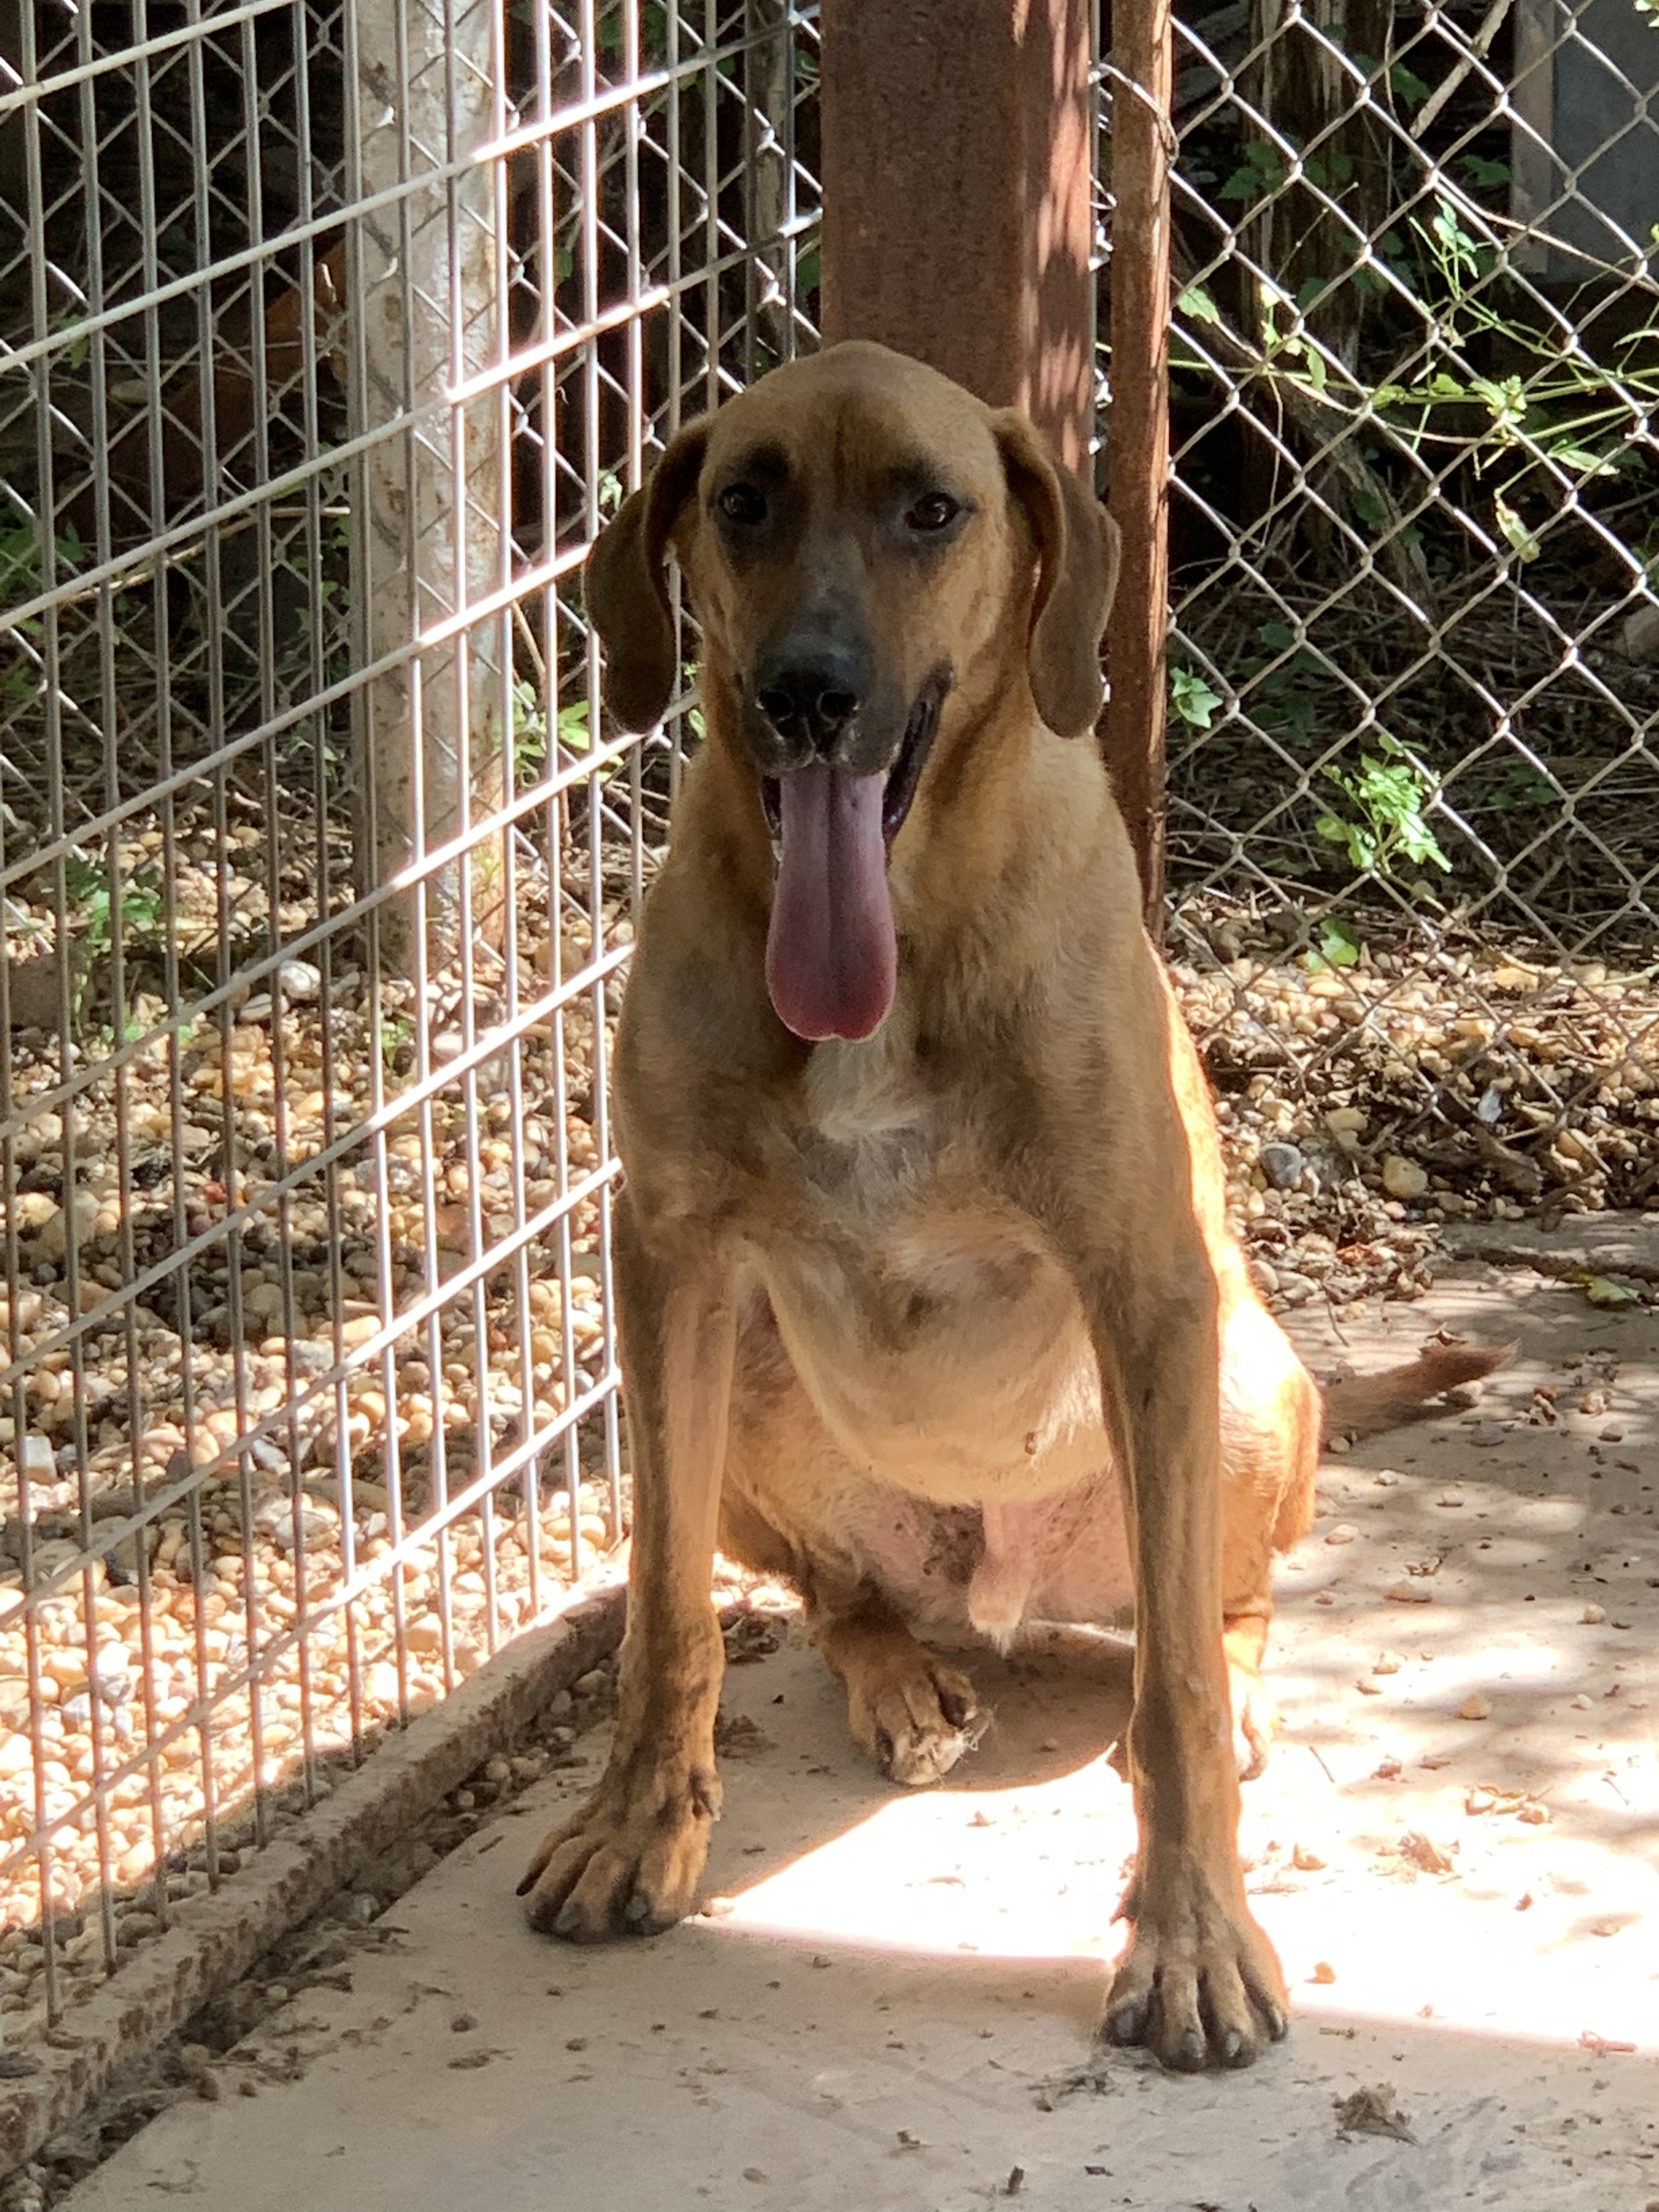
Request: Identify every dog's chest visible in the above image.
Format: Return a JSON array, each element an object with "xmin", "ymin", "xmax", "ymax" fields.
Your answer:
[
  {"xmin": 786, "ymin": 1037, "xmax": 1002, "ymax": 1260},
  {"xmin": 749, "ymin": 1037, "xmax": 1103, "ymax": 1502}
]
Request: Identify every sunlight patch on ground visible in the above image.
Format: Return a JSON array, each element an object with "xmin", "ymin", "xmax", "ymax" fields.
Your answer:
[{"xmin": 708, "ymin": 1745, "xmax": 1659, "ymax": 2054}]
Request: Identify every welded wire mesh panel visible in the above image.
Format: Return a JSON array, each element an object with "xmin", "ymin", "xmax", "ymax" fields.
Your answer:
[
  {"xmin": 0, "ymin": 0, "xmax": 819, "ymax": 2039},
  {"xmin": 1116, "ymin": 0, "xmax": 1659, "ymax": 1285}
]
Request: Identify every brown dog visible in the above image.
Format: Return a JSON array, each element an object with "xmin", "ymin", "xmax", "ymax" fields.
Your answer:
[{"xmin": 518, "ymin": 342, "xmax": 1502, "ymax": 2069}]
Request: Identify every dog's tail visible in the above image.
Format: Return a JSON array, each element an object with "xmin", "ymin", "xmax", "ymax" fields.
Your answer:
[{"xmin": 1319, "ymin": 1338, "xmax": 1514, "ymax": 1448}]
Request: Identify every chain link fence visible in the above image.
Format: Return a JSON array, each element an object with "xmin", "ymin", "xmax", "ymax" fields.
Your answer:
[
  {"xmin": 1143, "ymin": 0, "xmax": 1659, "ymax": 1308},
  {"xmin": 0, "ymin": 0, "xmax": 818, "ymax": 2043}
]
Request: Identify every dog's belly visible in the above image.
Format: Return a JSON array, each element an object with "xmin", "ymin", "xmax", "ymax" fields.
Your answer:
[{"xmin": 755, "ymin": 1212, "xmax": 1108, "ymax": 1505}]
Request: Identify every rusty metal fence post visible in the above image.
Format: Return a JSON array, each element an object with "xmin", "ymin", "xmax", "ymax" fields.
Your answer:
[
  {"xmin": 819, "ymin": 0, "xmax": 1094, "ymax": 474},
  {"xmin": 1104, "ymin": 0, "xmax": 1173, "ymax": 933},
  {"xmin": 817, "ymin": 0, "xmax": 1173, "ymax": 930}
]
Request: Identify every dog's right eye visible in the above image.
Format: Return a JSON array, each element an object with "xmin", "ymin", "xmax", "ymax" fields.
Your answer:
[{"xmin": 718, "ymin": 484, "xmax": 767, "ymax": 525}]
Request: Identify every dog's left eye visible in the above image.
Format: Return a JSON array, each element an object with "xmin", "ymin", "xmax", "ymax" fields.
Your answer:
[{"xmin": 906, "ymin": 493, "xmax": 961, "ymax": 534}]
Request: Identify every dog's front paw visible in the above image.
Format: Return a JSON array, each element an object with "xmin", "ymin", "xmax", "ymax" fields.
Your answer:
[
  {"xmin": 1101, "ymin": 1854, "xmax": 1287, "ymax": 2070},
  {"xmin": 517, "ymin": 1753, "xmax": 721, "ymax": 1940}
]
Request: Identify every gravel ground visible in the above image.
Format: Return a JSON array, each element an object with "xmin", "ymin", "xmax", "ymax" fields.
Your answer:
[{"xmin": 1172, "ymin": 905, "xmax": 1659, "ymax": 1315}]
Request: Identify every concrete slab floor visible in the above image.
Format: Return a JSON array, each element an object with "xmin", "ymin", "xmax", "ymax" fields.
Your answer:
[{"xmin": 65, "ymin": 1244, "xmax": 1659, "ymax": 2211}]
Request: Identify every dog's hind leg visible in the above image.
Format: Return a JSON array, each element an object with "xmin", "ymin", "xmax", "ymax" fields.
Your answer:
[
  {"xmin": 1218, "ymin": 1296, "xmax": 1320, "ymax": 1780},
  {"xmin": 720, "ymin": 1356, "xmax": 986, "ymax": 1789},
  {"xmin": 810, "ymin": 1576, "xmax": 985, "ymax": 1786},
  {"xmin": 722, "ymin": 1477, "xmax": 985, "ymax": 1788}
]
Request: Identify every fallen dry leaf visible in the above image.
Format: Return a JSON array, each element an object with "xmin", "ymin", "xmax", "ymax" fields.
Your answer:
[
  {"xmin": 1399, "ymin": 1831, "xmax": 1457, "ymax": 1874},
  {"xmin": 1334, "ymin": 2083, "xmax": 1417, "ymax": 2144}
]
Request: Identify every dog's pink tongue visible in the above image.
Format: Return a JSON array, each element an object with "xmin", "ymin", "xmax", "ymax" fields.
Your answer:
[{"xmin": 765, "ymin": 764, "xmax": 895, "ymax": 1042}]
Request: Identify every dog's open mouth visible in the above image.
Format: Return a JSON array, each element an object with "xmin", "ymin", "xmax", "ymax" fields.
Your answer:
[
  {"xmin": 760, "ymin": 676, "xmax": 950, "ymax": 1047},
  {"xmin": 758, "ymin": 676, "xmax": 947, "ymax": 853}
]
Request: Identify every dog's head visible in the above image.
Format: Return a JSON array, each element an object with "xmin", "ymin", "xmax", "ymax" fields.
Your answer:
[{"xmin": 585, "ymin": 341, "xmax": 1120, "ymax": 1042}]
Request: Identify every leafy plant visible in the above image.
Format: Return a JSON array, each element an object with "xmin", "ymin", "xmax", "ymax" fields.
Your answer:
[
  {"xmin": 1315, "ymin": 736, "xmax": 1451, "ymax": 878},
  {"xmin": 58, "ymin": 855, "xmax": 167, "ymax": 1038},
  {"xmin": 1363, "ymin": 196, "xmax": 1655, "ymax": 536},
  {"xmin": 1217, "ymin": 138, "xmax": 1287, "ymax": 208},
  {"xmin": 63, "ymin": 856, "xmax": 165, "ymax": 955},
  {"xmin": 1, "ymin": 512, "xmax": 83, "ymax": 611},
  {"xmin": 512, "ymin": 678, "xmax": 608, "ymax": 786},
  {"xmin": 380, "ymin": 1011, "xmax": 415, "ymax": 1077}
]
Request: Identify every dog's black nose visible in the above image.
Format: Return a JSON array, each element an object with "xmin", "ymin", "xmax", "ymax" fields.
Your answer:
[{"xmin": 754, "ymin": 646, "xmax": 864, "ymax": 753}]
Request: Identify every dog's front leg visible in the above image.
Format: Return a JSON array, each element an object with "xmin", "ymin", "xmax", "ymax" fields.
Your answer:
[
  {"xmin": 520, "ymin": 1195, "xmax": 734, "ymax": 1940},
  {"xmin": 1088, "ymin": 1254, "xmax": 1289, "ymax": 2069}
]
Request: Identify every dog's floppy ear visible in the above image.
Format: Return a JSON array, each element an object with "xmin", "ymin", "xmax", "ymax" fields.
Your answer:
[
  {"xmin": 583, "ymin": 419, "xmax": 712, "ymax": 732},
  {"xmin": 991, "ymin": 413, "xmax": 1120, "ymax": 738}
]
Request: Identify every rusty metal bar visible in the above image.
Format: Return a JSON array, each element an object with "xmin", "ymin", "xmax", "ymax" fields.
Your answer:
[
  {"xmin": 1104, "ymin": 0, "xmax": 1172, "ymax": 932},
  {"xmin": 818, "ymin": 0, "xmax": 1094, "ymax": 475}
]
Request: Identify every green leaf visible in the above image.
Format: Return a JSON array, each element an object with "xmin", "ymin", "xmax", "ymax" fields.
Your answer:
[
  {"xmin": 1547, "ymin": 441, "xmax": 1617, "ymax": 477},
  {"xmin": 1177, "ymin": 283, "xmax": 1221, "ymax": 326},
  {"xmin": 1170, "ymin": 665, "xmax": 1223, "ymax": 730},
  {"xmin": 557, "ymin": 697, "xmax": 593, "ymax": 752},
  {"xmin": 1308, "ymin": 916, "xmax": 1363, "ymax": 970},
  {"xmin": 1581, "ymin": 1273, "xmax": 1641, "ymax": 1307},
  {"xmin": 1459, "ymin": 153, "xmax": 1511, "ymax": 189},
  {"xmin": 1257, "ymin": 620, "xmax": 1296, "ymax": 652},
  {"xmin": 1390, "ymin": 61, "xmax": 1431, "ymax": 105},
  {"xmin": 1315, "ymin": 810, "xmax": 1376, "ymax": 871},
  {"xmin": 62, "ymin": 857, "xmax": 104, "ymax": 905},
  {"xmin": 1494, "ymin": 495, "xmax": 1541, "ymax": 562}
]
